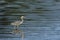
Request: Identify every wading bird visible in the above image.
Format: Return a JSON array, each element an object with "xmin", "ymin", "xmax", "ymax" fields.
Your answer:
[
  {"xmin": 11, "ymin": 16, "xmax": 25, "ymax": 40},
  {"xmin": 11, "ymin": 16, "xmax": 24, "ymax": 29}
]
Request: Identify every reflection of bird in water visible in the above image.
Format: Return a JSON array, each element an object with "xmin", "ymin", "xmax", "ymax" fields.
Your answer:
[
  {"xmin": 11, "ymin": 16, "xmax": 24, "ymax": 29},
  {"xmin": 12, "ymin": 29, "xmax": 20, "ymax": 34},
  {"xmin": 12, "ymin": 29, "xmax": 24, "ymax": 40}
]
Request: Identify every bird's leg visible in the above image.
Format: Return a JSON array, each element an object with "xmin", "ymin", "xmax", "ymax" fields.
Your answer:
[
  {"xmin": 16, "ymin": 25, "xmax": 18, "ymax": 30},
  {"xmin": 14, "ymin": 26, "xmax": 16, "ymax": 30},
  {"xmin": 14, "ymin": 25, "xmax": 18, "ymax": 30}
]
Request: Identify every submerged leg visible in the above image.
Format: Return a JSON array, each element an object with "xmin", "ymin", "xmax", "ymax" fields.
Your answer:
[
  {"xmin": 13, "ymin": 25, "xmax": 17, "ymax": 29},
  {"xmin": 14, "ymin": 26, "xmax": 18, "ymax": 30},
  {"xmin": 16, "ymin": 26, "xmax": 18, "ymax": 29}
]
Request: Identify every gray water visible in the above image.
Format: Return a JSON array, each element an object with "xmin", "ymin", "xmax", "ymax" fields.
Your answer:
[{"xmin": 0, "ymin": 0, "xmax": 60, "ymax": 40}]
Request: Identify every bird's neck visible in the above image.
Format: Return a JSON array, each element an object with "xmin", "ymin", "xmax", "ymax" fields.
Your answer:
[{"xmin": 21, "ymin": 18, "xmax": 24, "ymax": 22}]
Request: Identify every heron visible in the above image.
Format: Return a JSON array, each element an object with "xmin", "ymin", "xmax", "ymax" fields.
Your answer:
[
  {"xmin": 11, "ymin": 16, "xmax": 24, "ymax": 29},
  {"xmin": 11, "ymin": 16, "xmax": 25, "ymax": 40}
]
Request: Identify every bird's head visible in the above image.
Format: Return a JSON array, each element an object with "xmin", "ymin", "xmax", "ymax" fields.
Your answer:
[{"xmin": 21, "ymin": 16, "xmax": 25, "ymax": 19}]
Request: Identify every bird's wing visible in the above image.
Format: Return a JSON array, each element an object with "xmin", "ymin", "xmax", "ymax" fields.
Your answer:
[
  {"xmin": 11, "ymin": 21, "xmax": 21, "ymax": 25},
  {"xmin": 14, "ymin": 21, "xmax": 21, "ymax": 24}
]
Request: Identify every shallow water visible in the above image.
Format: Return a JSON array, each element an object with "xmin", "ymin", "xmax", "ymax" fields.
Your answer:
[{"xmin": 0, "ymin": 0, "xmax": 60, "ymax": 40}]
